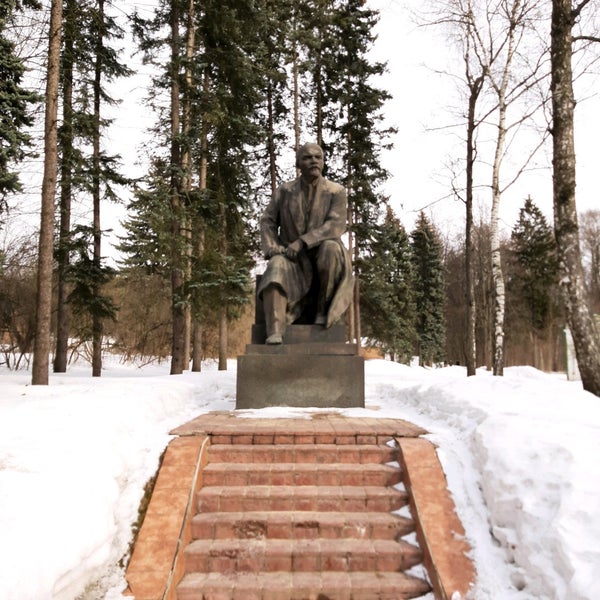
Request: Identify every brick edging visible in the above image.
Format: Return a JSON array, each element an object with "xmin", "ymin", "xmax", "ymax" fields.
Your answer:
[
  {"xmin": 397, "ymin": 437, "xmax": 476, "ymax": 600},
  {"xmin": 125, "ymin": 435, "xmax": 210, "ymax": 600}
]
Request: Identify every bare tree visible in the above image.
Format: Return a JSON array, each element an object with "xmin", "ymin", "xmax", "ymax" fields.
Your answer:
[
  {"xmin": 550, "ymin": 0, "xmax": 600, "ymax": 395},
  {"xmin": 431, "ymin": 0, "xmax": 547, "ymax": 375},
  {"xmin": 463, "ymin": 4, "xmax": 485, "ymax": 376},
  {"xmin": 473, "ymin": 0, "xmax": 547, "ymax": 375},
  {"xmin": 31, "ymin": 0, "xmax": 62, "ymax": 385}
]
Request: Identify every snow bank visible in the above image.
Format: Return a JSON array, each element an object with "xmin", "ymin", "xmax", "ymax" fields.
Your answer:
[{"xmin": 0, "ymin": 358, "xmax": 598, "ymax": 599}]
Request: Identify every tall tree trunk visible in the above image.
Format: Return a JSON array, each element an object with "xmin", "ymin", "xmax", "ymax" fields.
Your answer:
[
  {"xmin": 169, "ymin": 0, "xmax": 185, "ymax": 375},
  {"xmin": 345, "ymin": 128, "xmax": 360, "ymax": 347},
  {"xmin": 490, "ymin": 0, "xmax": 521, "ymax": 376},
  {"xmin": 465, "ymin": 73, "xmax": 483, "ymax": 377},
  {"xmin": 490, "ymin": 123, "xmax": 507, "ymax": 376},
  {"xmin": 266, "ymin": 83, "xmax": 277, "ymax": 196},
  {"xmin": 191, "ymin": 69, "xmax": 208, "ymax": 373},
  {"xmin": 54, "ymin": 0, "xmax": 75, "ymax": 373},
  {"xmin": 218, "ymin": 305, "xmax": 228, "ymax": 371},
  {"xmin": 551, "ymin": 0, "xmax": 600, "ymax": 395},
  {"xmin": 32, "ymin": 0, "xmax": 62, "ymax": 385},
  {"xmin": 217, "ymin": 201, "xmax": 228, "ymax": 371},
  {"xmin": 192, "ymin": 321, "xmax": 203, "ymax": 371},
  {"xmin": 91, "ymin": 0, "xmax": 105, "ymax": 377},
  {"xmin": 292, "ymin": 29, "xmax": 300, "ymax": 155},
  {"xmin": 315, "ymin": 59, "xmax": 323, "ymax": 147},
  {"xmin": 180, "ymin": 0, "xmax": 195, "ymax": 370}
]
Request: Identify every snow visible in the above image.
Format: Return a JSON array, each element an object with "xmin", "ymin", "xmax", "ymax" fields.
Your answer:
[{"xmin": 1, "ymin": 357, "xmax": 599, "ymax": 600}]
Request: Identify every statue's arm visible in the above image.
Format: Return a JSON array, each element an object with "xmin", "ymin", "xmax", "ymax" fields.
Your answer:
[
  {"xmin": 260, "ymin": 189, "xmax": 285, "ymax": 258},
  {"xmin": 300, "ymin": 185, "xmax": 347, "ymax": 249}
]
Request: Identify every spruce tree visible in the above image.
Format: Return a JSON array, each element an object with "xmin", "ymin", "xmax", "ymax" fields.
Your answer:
[
  {"xmin": 0, "ymin": 0, "xmax": 40, "ymax": 215},
  {"xmin": 117, "ymin": 159, "xmax": 173, "ymax": 276},
  {"xmin": 360, "ymin": 206, "xmax": 416, "ymax": 362},
  {"xmin": 410, "ymin": 212, "xmax": 446, "ymax": 366},
  {"xmin": 509, "ymin": 197, "xmax": 559, "ymax": 332},
  {"xmin": 131, "ymin": 0, "xmax": 265, "ymax": 371},
  {"xmin": 307, "ymin": 0, "xmax": 394, "ymax": 342},
  {"xmin": 53, "ymin": 0, "xmax": 131, "ymax": 374}
]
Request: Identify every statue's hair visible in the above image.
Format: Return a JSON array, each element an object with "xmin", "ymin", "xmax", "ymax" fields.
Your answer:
[{"xmin": 295, "ymin": 142, "xmax": 323, "ymax": 168}]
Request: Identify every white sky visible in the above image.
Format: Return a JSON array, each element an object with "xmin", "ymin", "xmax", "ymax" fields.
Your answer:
[{"xmin": 369, "ymin": 0, "xmax": 600, "ymax": 238}]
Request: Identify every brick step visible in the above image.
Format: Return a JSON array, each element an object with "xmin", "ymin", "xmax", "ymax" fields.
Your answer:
[
  {"xmin": 184, "ymin": 538, "xmax": 423, "ymax": 574},
  {"xmin": 191, "ymin": 510, "xmax": 415, "ymax": 541},
  {"xmin": 197, "ymin": 485, "xmax": 409, "ymax": 513},
  {"xmin": 207, "ymin": 443, "xmax": 397, "ymax": 464},
  {"xmin": 210, "ymin": 432, "xmax": 397, "ymax": 446},
  {"xmin": 201, "ymin": 462, "xmax": 402, "ymax": 487},
  {"xmin": 177, "ymin": 570, "xmax": 431, "ymax": 600}
]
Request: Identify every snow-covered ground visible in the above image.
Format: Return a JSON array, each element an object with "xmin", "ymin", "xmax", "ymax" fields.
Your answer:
[{"xmin": 0, "ymin": 357, "xmax": 598, "ymax": 600}]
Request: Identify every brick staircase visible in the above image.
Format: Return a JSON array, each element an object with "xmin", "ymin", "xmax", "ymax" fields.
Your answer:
[{"xmin": 176, "ymin": 432, "xmax": 432, "ymax": 599}]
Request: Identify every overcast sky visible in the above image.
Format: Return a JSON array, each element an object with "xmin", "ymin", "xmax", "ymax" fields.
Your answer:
[{"xmin": 369, "ymin": 0, "xmax": 600, "ymax": 239}]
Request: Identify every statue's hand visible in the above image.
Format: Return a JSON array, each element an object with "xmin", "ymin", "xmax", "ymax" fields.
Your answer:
[
  {"xmin": 285, "ymin": 239, "xmax": 305, "ymax": 260},
  {"xmin": 265, "ymin": 245, "xmax": 285, "ymax": 259}
]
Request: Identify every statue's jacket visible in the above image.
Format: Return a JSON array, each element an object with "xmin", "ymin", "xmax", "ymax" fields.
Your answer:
[{"xmin": 259, "ymin": 175, "xmax": 354, "ymax": 327}]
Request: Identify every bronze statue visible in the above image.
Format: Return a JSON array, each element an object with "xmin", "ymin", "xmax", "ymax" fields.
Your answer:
[{"xmin": 258, "ymin": 142, "xmax": 354, "ymax": 344}]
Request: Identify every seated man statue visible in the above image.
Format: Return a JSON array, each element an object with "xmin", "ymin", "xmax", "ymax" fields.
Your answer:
[{"xmin": 258, "ymin": 142, "xmax": 354, "ymax": 344}]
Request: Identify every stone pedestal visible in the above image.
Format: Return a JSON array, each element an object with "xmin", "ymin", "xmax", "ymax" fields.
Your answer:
[{"xmin": 236, "ymin": 324, "xmax": 365, "ymax": 410}]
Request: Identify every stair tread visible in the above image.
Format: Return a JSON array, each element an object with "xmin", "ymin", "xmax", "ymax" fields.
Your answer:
[
  {"xmin": 198, "ymin": 484, "xmax": 405, "ymax": 493},
  {"xmin": 203, "ymin": 462, "xmax": 399, "ymax": 471},
  {"xmin": 186, "ymin": 537, "xmax": 420, "ymax": 552},
  {"xmin": 191, "ymin": 510, "xmax": 414, "ymax": 539},
  {"xmin": 201, "ymin": 463, "xmax": 402, "ymax": 488},
  {"xmin": 177, "ymin": 570, "xmax": 431, "ymax": 598},
  {"xmin": 207, "ymin": 443, "xmax": 398, "ymax": 464},
  {"xmin": 192, "ymin": 510, "xmax": 411, "ymax": 523},
  {"xmin": 183, "ymin": 537, "xmax": 423, "ymax": 574}
]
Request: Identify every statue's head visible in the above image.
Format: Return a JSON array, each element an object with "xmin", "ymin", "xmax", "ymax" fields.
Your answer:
[{"xmin": 296, "ymin": 143, "xmax": 324, "ymax": 182}]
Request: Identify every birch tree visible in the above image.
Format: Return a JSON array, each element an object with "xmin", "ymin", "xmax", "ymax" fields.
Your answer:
[
  {"xmin": 432, "ymin": 0, "xmax": 547, "ymax": 375},
  {"xmin": 471, "ymin": 0, "xmax": 546, "ymax": 375}
]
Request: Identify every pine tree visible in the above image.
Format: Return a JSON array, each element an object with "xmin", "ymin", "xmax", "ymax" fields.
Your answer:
[
  {"xmin": 0, "ymin": 0, "xmax": 40, "ymax": 215},
  {"xmin": 131, "ymin": 0, "xmax": 265, "ymax": 372},
  {"xmin": 360, "ymin": 206, "xmax": 416, "ymax": 362},
  {"xmin": 510, "ymin": 197, "xmax": 558, "ymax": 331},
  {"xmin": 117, "ymin": 159, "xmax": 173, "ymax": 275},
  {"xmin": 64, "ymin": 224, "xmax": 118, "ymax": 340},
  {"xmin": 506, "ymin": 197, "xmax": 561, "ymax": 368},
  {"xmin": 53, "ymin": 0, "xmax": 131, "ymax": 374},
  {"xmin": 305, "ymin": 0, "xmax": 394, "ymax": 342},
  {"xmin": 411, "ymin": 212, "xmax": 446, "ymax": 366}
]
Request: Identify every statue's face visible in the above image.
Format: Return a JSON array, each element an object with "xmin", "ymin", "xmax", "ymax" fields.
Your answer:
[{"xmin": 298, "ymin": 144, "xmax": 324, "ymax": 181}]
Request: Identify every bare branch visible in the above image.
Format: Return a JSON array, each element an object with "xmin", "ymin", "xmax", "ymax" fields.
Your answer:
[
  {"xmin": 572, "ymin": 0, "xmax": 593, "ymax": 20},
  {"xmin": 573, "ymin": 35, "xmax": 600, "ymax": 43},
  {"xmin": 500, "ymin": 132, "xmax": 550, "ymax": 194}
]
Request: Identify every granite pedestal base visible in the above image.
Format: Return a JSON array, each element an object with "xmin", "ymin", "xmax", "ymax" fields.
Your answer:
[{"xmin": 236, "ymin": 324, "xmax": 365, "ymax": 409}]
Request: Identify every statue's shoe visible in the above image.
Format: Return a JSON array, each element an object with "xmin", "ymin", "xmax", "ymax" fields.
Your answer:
[
  {"xmin": 314, "ymin": 314, "xmax": 326, "ymax": 326},
  {"xmin": 265, "ymin": 333, "xmax": 283, "ymax": 344}
]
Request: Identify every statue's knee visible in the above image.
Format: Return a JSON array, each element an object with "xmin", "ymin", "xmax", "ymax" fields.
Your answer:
[
  {"xmin": 317, "ymin": 240, "xmax": 343, "ymax": 267},
  {"xmin": 268, "ymin": 254, "xmax": 288, "ymax": 269}
]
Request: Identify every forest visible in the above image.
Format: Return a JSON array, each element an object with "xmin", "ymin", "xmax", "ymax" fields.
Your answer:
[{"xmin": 1, "ymin": 0, "xmax": 600, "ymax": 393}]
